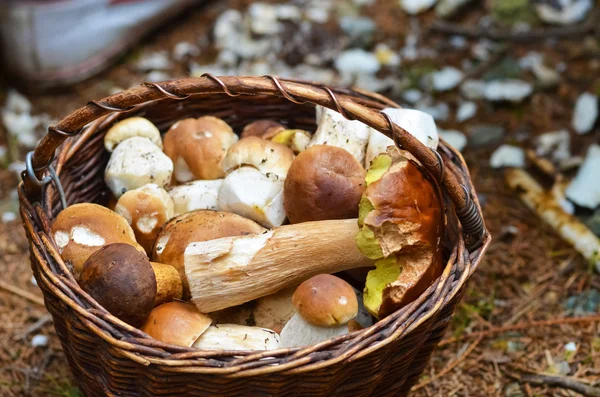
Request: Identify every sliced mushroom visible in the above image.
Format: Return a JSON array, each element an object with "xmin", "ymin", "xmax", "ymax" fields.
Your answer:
[
  {"xmin": 163, "ymin": 116, "xmax": 238, "ymax": 182},
  {"xmin": 252, "ymin": 287, "xmax": 296, "ymax": 333},
  {"xmin": 153, "ymin": 210, "xmax": 265, "ymax": 298},
  {"xmin": 51, "ymin": 203, "xmax": 144, "ymax": 278},
  {"xmin": 114, "ymin": 183, "xmax": 174, "ymax": 254},
  {"xmin": 308, "ymin": 105, "xmax": 370, "ymax": 165},
  {"xmin": 193, "ymin": 324, "xmax": 281, "ymax": 351},
  {"xmin": 104, "ymin": 117, "xmax": 162, "ymax": 152},
  {"xmin": 79, "ymin": 244, "xmax": 182, "ymax": 327},
  {"xmin": 105, "ymin": 136, "xmax": 173, "ymax": 198},
  {"xmin": 141, "ymin": 301, "xmax": 212, "ymax": 347},
  {"xmin": 169, "ymin": 179, "xmax": 223, "ymax": 216},
  {"xmin": 241, "ymin": 119, "xmax": 285, "ymax": 139},
  {"xmin": 221, "ymin": 136, "xmax": 294, "ymax": 180},
  {"xmin": 284, "ymin": 145, "xmax": 366, "ymax": 223},
  {"xmin": 271, "ymin": 129, "xmax": 311, "ymax": 154}
]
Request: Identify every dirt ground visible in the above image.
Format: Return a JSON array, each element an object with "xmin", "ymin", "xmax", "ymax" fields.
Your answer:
[{"xmin": 1, "ymin": 1, "xmax": 599, "ymax": 396}]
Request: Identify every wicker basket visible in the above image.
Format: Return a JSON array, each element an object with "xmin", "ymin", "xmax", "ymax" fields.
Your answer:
[{"xmin": 19, "ymin": 76, "xmax": 490, "ymax": 397}]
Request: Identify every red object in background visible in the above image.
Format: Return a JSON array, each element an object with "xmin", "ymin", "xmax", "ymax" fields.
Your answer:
[{"xmin": 0, "ymin": 0, "xmax": 199, "ymax": 89}]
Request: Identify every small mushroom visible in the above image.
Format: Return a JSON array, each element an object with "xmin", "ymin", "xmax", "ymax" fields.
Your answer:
[
  {"xmin": 284, "ymin": 145, "xmax": 366, "ymax": 224},
  {"xmin": 241, "ymin": 119, "xmax": 285, "ymax": 139},
  {"xmin": 308, "ymin": 105, "xmax": 370, "ymax": 165},
  {"xmin": 104, "ymin": 117, "xmax": 162, "ymax": 152},
  {"xmin": 271, "ymin": 129, "xmax": 311, "ymax": 154},
  {"xmin": 163, "ymin": 116, "xmax": 238, "ymax": 182},
  {"xmin": 105, "ymin": 136, "xmax": 173, "ymax": 198},
  {"xmin": 193, "ymin": 324, "xmax": 281, "ymax": 351},
  {"xmin": 219, "ymin": 167, "xmax": 286, "ymax": 228},
  {"xmin": 153, "ymin": 210, "xmax": 265, "ymax": 298},
  {"xmin": 252, "ymin": 287, "xmax": 296, "ymax": 333},
  {"xmin": 141, "ymin": 301, "xmax": 212, "ymax": 347},
  {"xmin": 168, "ymin": 179, "xmax": 223, "ymax": 216},
  {"xmin": 79, "ymin": 244, "xmax": 182, "ymax": 327},
  {"xmin": 51, "ymin": 203, "xmax": 144, "ymax": 278},
  {"xmin": 221, "ymin": 136, "xmax": 294, "ymax": 180},
  {"xmin": 114, "ymin": 184, "xmax": 174, "ymax": 254}
]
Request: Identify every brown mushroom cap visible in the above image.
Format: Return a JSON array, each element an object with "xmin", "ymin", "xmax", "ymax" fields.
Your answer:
[
  {"xmin": 163, "ymin": 116, "xmax": 238, "ymax": 181},
  {"xmin": 51, "ymin": 203, "xmax": 145, "ymax": 278},
  {"xmin": 141, "ymin": 301, "xmax": 212, "ymax": 347},
  {"xmin": 292, "ymin": 274, "xmax": 358, "ymax": 327},
  {"xmin": 79, "ymin": 243, "xmax": 156, "ymax": 327},
  {"xmin": 284, "ymin": 145, "xmax": 366, "ymax": 224},
  {"xmin": 241, "ymin": 120, "xmax": 285, "ymax": 140},
  {"xmin": 153, "ymin": 210, "xmax": 266, "ymax": 298},
  {"xmin": 114, "ymin": 184, "xmax": 174, "ymax": 254}
]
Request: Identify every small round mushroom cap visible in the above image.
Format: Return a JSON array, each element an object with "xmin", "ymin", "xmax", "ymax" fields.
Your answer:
[
  {"xmin": 141, "ymin": 301, "xmax": 212, "ymax": 347},
  {"xmin": 153, "ymin": 210, "xmax": 266, "ymax": 298},
  {"xmin": 221, "ymin": 136, "xmax": 294, "ymax": 180},
  {"xmin": 292, "ymin": 274, "xmax": 358, "ymax": 327},
  {"xmin": 163, "ymin": 116, "xmax": 238, "ymax": 182},
  {"xmin": 284, "ymin": 145, "xmax": 366, "ymax": 224},
  {"xmin": 104, "ymin": 117, "xmax": 162, "ymax": 152},
  {"xmin": 114, "ymin": 183, "xmax": 175, "ymax": 254},
  {"xmin": 79, "ymin": 244, "xmax": 156, "ymax": 327},
  {"xmin": 51, "ymin": 203, "xmax": 145, "ymax": 278},
  {"xmin": 241, "ymin": 119, "xmax": 285, "ymax": 139}
]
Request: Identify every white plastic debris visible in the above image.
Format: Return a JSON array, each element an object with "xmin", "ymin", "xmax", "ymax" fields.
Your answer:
[
  {"xmin": 5, "ymin": 90, "xmax": 31, "ymax": 113},
  {"xmin": 1, "ymin": 212, "xmax": 17, "ymax": 223},
  {"xmin": 172, "ymin": 42, "xmax": 199, "ymax": 62},
  {"xmin": 460, "ymin": 79, "xmax": 486, "ymax": 100},
  {"xmin": 535, "ymin": 0, "xmax": 592, "ymax": 25},
  {"xmin": 402, "ymin": 89, "xmax": 423, "ymax": 104},
  {"xmin": 31, "ymin": 275, "xmax": 38, "ymax": 287},
  {"xmin": 305, "ymin": 7, "xmax": 329, "ymax": 23},
  {"xmin": 31, "ymin": 334, "xmax": 48, "ymax": 348},
  {"xmin": 275, "ymin": 4, "xmax": 301, "ymax": 20},
  {"xmin": 439, "ymin": 129, "xmax": 467, "ymax": 151},
  {"xmin": 334, "ymin": 49, "xmax": 381, "ymax": 76},
  {"xmin": 572, "ymin": 92, "xmax": 598, "ymax": 135},
  {"xmin": 564, "ymin": 341, "xmax": 577, "ymax": 352},
  {"xmin": 248, "ymin": 3, "xmax": 281, "ymax": 35},
  {"xmin": 2, "ymin": 90, "xmax": 50, "ymax": 149},
  {"xmin": 382, "ymin": 108, "xmax": 439, "ymax": 149},
  {"xmin": 415, "ymin": 101, "xmax": 450, "ymax": 121},
  {"xmin": 400, "ymin": 0, "xmax": 438, "ymax": 15},
  {"xmin": 428, "ymin": 67, "xmax": 464, "ymax": 91},
  {"xmin": 566, "ymin": 144, "xmax": 600, "ymax": 209},
  {"xmin": 456, "ymin": 101, "xmax": 477, "ymax": 122},
  {"xmin": 535, "ymin": 130, "xmax": 571, "ymax": 162},
  {"xmin": 449, "ymin": 35, "xmax": 468, "ymax": 48},
  {"xmin": 214, "ymin": 9, "xmax": 243, "ymax": 50},
  {"xmin": 136, "ymin": 51, "xmax": 171, "ymax": 71},
  {"xmin": 490, "ymin": 145, "xmax": 525, "ymax": 168},
  {"xmin": 484, "ymin": 80, "xmax": 533, "ymax": 103},
  {"xmin": 145, "ymin": 71, "xmax": 170, "ymax": 83}
]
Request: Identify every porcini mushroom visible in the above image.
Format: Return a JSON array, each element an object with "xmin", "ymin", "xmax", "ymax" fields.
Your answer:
[
  {"xmin": 357, "ymin": 147, "xmax": 444, "ymax": 318},
  {"xmin": 308, "ymin": 105, "xmax": 371, "ymax": 165},
  {"xmin": 271, "ymin": 129, "xmax": 311, "ymax": 154},
  {"xmin": 241, "ymin": 119, "xmax": 285, "ymax": 139},
  {"xmin": 114, "ymin": 183, "xmax": 174, "ymax": 254},
  {"xmin": 79, "ymin": 244, "xmax": 182, "ymax": 327},
  {"xmin": 163, "ymin": 116, "xmax": 238, "ymax": 182},
  {"xmin": 141, "ymin": 301, "xmax": 212, "ymax": 347},
  {"xmin": 105, "ymin": 136, "xmax": 173, "ymax": 198},
  {"xmin": 365, "ymin": 129, "xmax": 395, "ymax": 169},
  {"xmin": 193, "ymin": 324, "xmax": 281, "ymax": 351},
  {"xmin": 221, "ymin": 136, "xmax": 294, "ymax": 180},
  {"xmin": 51, "ymin": 203, "xmax": 144, "ymax": 278},
  {"xmin": 153, "ymin": 210, "xmax": 265, "ymax": 298},
  {"xmin": 284, "ymin": 145, "xmax": 366, "ymax": 223},
  {"xmin": 252, "ymin": 287, "xmax": 296, "ymax": 333},
  {"xmin": 168, "ymin": 179, "xmax": 223, "ymax": 216},
  {"xmin": 104, "ymin": 117, "xmax": 162, "ymax": 152}
]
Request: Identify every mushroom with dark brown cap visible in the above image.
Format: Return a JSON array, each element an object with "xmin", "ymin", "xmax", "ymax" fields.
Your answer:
[
  {"xmin": 141, "ymin": 301, "xmax": 212, "ymax": 347},
  {"xmin": 51, "ymin": 203, "xmax": 145, "ymax": 278},
  {"xmin": 241, "ymin": 119, "xmax": 285, "ymax": 139},
  {"xmin": 163, "ymin": 116, "xmax": 238, "ymax": 182},
  {"xmin": 284, "ymin": 145, "xmax": 366, "ymax": 224},
  {"xmin": 79, "ymin": 244, "xmax": 182, "ymax": 327},
  {"xmin": 153, "ymin": 210, "xmax": 266, "ymax": 298}
]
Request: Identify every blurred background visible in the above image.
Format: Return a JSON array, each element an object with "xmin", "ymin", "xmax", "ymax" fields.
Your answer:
[{"xmin": 0, "ymin": 0, "xmax": 599, "ymax": 396}]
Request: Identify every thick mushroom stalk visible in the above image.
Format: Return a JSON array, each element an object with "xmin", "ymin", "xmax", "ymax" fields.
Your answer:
[
  {"xmin": 185, "ymin": 219, "xmax": 374, "ymax": 313},
  {"xmin": 357, "ymin": 147, "xmax": 444, "ymax": 318}
]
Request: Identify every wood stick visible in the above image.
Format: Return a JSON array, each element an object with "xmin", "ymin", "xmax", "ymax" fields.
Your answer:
[
  {"xmin": 185, "ymin": 219, "xmax": 373, "ymax": 313},
  {"xmin": 0, "ymin": 280, "xmax": 45, "ymax": 306},
  {"xmin": 506, "ymin": 371, "xmax": 600, "ymax": 397}
]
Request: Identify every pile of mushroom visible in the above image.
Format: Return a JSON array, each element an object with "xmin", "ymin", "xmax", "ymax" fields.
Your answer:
[{"xmin": 50, "ymin": 106, "xmax": 442, "ymax": 351}]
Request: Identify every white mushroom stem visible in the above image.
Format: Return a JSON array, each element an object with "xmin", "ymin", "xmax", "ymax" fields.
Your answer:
[
  {"xmin": 365, "ymin": 130, "xmax": 395, "ymax": 169},
  {"xmin": 169, "ymin": 180, "xmax": 222, "ymax": 216},
  {"xmin": 185, "ymin": 219, "xmax": 373, "ymax": 313},
  {"xmin": 279, "ymin": 313, "xmax": 348, "ymax": 348},
  {"xmin": 379, "ymin": 108, "xmax": 439, "ymax": 150},
  {"xmin": 308, "ymin": 105, "xmax": 370, "ymax": 164},
  {"xmin": 506, "ymin": 169, "xmax": 600, "ymax": 270},
  {"xmin": 192, "ymin": 324, "xmax": 281, "ymax": 351}
]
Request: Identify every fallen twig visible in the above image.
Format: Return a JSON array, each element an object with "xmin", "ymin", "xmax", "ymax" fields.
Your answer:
[
  {"xmin": 440, "ymin": 315, "xmax": 600, "ymax": 346},
  {"xmin": 0, "ymin": 280, "xmax": 45, "ymax": 306},
  {"xmin": 506, "ymin": 371, "xmax": 600, "ymax": 397},
  {"xmin": 14, "ymin": 314, "xmax": 53, "ymax": 341},
  {"xmin": 412, "ymin": 336, "xmax": 484, "ymax": 390}
]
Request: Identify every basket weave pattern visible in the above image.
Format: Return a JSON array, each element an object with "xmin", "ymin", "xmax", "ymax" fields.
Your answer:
[{"xmin": 19, "ymin": 76, "xmax": 490, "ymax": 397}]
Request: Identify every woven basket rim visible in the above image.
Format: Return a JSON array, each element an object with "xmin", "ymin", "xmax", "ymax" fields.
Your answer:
[{"xmin": 19, "ymin": 75, "xmax": 491, "ymax": 377}]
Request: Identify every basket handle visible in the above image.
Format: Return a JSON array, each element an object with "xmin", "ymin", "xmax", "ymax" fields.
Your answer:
[{"xmin": 22, "ymin": 75, "xmax": 486, "ymax": 248}]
